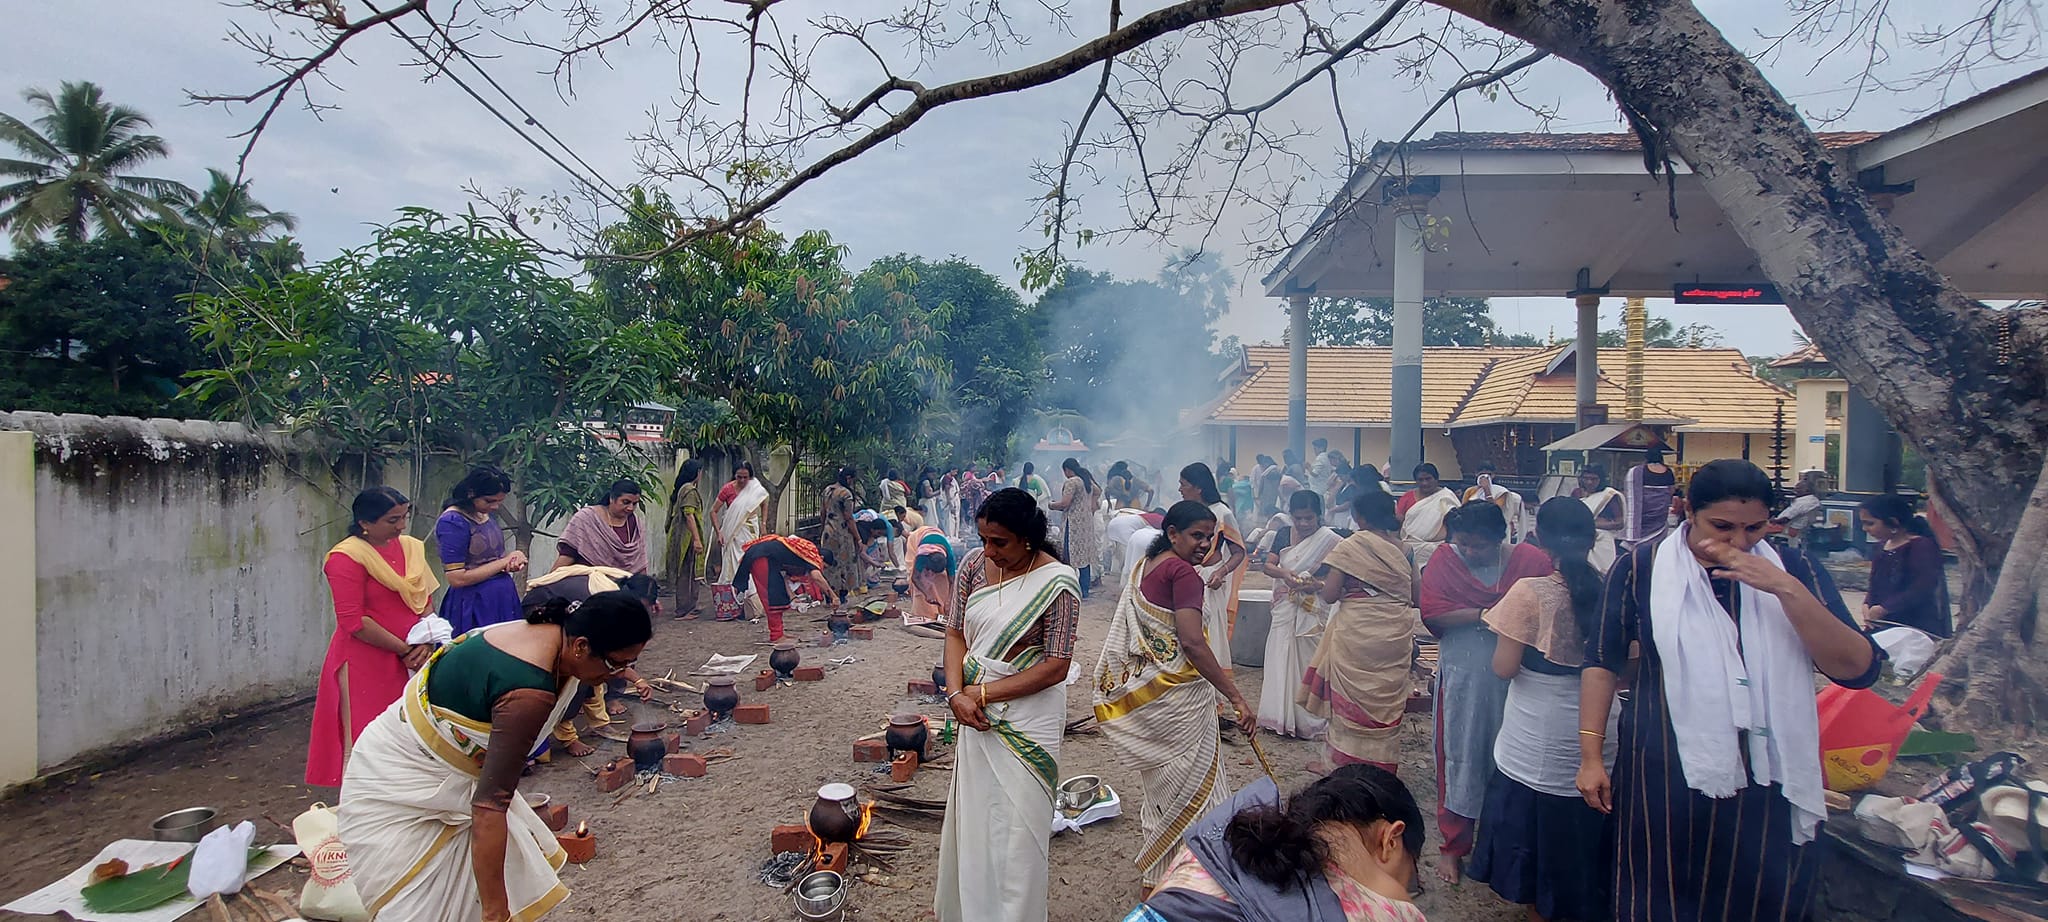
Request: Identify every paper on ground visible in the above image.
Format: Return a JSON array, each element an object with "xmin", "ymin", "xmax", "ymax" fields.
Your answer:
[
  {"xmin": 699, "ymin": 653, "xmax": 758, "ymax": 674},
  {"xmin": 3, "ymin": 840, "xmax": 298, "ymax": 922}
]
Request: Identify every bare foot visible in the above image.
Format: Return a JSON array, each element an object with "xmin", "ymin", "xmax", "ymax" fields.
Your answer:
[
  {"xmin": 607, "ymin": 699, "xmax": 629, "ymax": 717},
  {"xmin": 562, "ymin": 740, "xmax": 597, "ymax": 758},
  {"xmin": 1435, "ymin": 858, "xmax": 1462, "ymax": 885}
]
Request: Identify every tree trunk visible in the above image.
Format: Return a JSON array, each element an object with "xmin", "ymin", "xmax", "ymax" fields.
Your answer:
[
  {"xmin": 1430, "ymin": 0, "xmax": 2048, "ymax": 574},
  {"xmin": 1928, "ymin": 453, "xmax": 2048, "ymax": 732}
]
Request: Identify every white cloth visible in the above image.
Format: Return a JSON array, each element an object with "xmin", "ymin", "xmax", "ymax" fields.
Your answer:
[
  {"xmin": 1105, "ymin": 511, "xmax": 1151, "ymax": 581},
  {"xmin": 1124, "ymin": 527, "xmax": 1162, "ymax": 580},
  {"xmin": 1198, "ymin": 501, "xmax": 1243, "ymax": 670},
  {"xmin": 716, "ymin": 478, "xmax": 769, "ymax": 582},
  {"xmin": 935, "ymin": 561, "xmax": 1078, "ymax": 922},
  {"xmin": 1493, "ymin": 671, "xmax": 1618, "ymax": 797},
  {"xmin": 1400, "ymin": 488, "xmax": 1460, "ymax": 544},
  {"xmin": 1256, "ymin": 526, "xmax": 1341, "ymax": 738},
  {"xmin": 405, "ymin": 615, "xmax": 454, "ymax": 647},
  {"xmin": 1465, "ymin": 479, "xmax": 1528, "ymax": 543},
  {"xmin": 1648, "ymin": 524, "xmax": 1826, "ymax": 845}
]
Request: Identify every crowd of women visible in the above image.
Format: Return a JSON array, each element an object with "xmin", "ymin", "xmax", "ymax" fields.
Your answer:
[{"xmin": 297, "ymin": 446, "xmax": 1943, "ymax": 922}]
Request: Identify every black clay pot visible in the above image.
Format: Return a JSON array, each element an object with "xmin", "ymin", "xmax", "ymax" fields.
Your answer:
[
  {"xmin": 827, "ymin": 610, "xmax": 852, "ymax": 641},
  {"xmin": 769, "ymin": 640, "xmax": 802, "ymax": 679},
  {"xmin": 885, "ymin": 714, "xmax": 929, "ymax": 762},
  {"xmin": 807, "ymin": 783, "xmax": 862, "ymax": 844},
  {"xmin": 627, "ymin": 722, "xmax": 668, "ymax": 773},
  {"xmin": 932, "ymin": 664, "xmax": 948, "ymax": 695},
  {"xmin": 703, "ymin": 676, "xmax": 740, "ymax": 721}
]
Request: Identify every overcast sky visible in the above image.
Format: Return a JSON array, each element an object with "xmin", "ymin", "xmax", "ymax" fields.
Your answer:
[{"xmin": 7, "ymin": 1, "xmax": 2040, "ymax": 356}]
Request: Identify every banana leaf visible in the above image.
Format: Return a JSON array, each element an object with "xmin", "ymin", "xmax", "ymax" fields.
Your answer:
[{"xmin": 81, "ymin": 847, "xmax": 268, "ymax": 913}]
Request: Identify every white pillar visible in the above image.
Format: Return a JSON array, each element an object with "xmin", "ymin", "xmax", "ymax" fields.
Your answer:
[
  {"xmin": 1575, "ymin": 293, "xmax": 1601, "ymax": 428},
  {"xmin": 1391, "ymin": 198, "xmax": 1428, "ymax": 480},
  {"xmin": 1288, "ymin": 294, "xmax": 1309, "ymax": 464},
  {"xmin": 0, "ymin": 431, "xmax": 36, "ymax": 786}
]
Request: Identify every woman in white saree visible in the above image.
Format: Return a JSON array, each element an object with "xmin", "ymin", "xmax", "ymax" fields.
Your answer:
[
  {"xmin": 711, "ymin": 462, "xmax": 769, "ymax": 583},
  {"xmin": 1095, "ymin": 501, "xmax": 1255, "ymax": 887},
  {"xmin": 339, "ymin": 592, "xmax": 652, "ymax": 922},
  {"xmin": 1257, "ymin": 490, "xmax": 1342, "ymax": 739},
  {"xmin": 937, "ymin": 489, "xmax": 1082, "ymax": 922}
]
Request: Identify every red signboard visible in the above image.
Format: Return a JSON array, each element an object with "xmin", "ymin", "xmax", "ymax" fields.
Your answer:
[{"xmin": 1672, "ymin": 283, "xmax": 1783, "ymax": 305}]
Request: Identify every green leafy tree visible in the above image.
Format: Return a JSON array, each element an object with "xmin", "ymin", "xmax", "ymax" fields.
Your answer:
[
  {"xmin": 0, "ymin": 82, "xmax": 194, "ymax": 245},
  {"xmin": 867, "ymin": 254, "xmax": 1042, "ymax": 467},
  {"xmin": 589, "ymin": 191, "xmax": 946, "ymax": 524},
  {"xmin": 186, "ymin": 209, "xmax": 672, "ymax": 548},
  {"xmin": 1299, "ymin": 296, "xmax": 1541, "ymax": 346},
  {"xmin": 183, "ymin": 168, "xmax": 297, "ymax": 260},
  {"xmin": 1598, "ymin": 314, "xmax": 1723, "ymax": 348},
  {"xmin": 0, "ymin": 232, "xmax": 212, "ymax": 416}
]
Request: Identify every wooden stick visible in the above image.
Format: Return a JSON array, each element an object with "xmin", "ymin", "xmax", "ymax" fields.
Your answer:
[
  {"xmin": 249, "ymin": 887, "xmax": 299, "ymax": 921},
  {"xmin": 206, "ymin": 893, "xmax": 235, "ymax": 922}
]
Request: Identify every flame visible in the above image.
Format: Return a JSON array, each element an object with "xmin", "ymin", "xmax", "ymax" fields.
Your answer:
[
  {"xmin": 574, "ymin": 821, "xmax": 588, "ymax": 837},
  {"xmin": 855, "ymin": 800, "xmax": 874, "ymax": 840}
]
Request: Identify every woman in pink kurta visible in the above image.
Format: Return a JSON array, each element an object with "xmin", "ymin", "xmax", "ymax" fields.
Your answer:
[{"xmin": 306, "ymin": 487, "xmax": 438, "ymax": 787}]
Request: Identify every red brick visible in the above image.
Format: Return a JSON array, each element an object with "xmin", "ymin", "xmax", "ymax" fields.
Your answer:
[
  {"xmin": 734, "ymin": 703, "xmax": 771, "ymax": 724},
  {"xmin": 754, "ymin": 671, "xmax": 777, "ymax": 692},
  {"xmin": 853, "ymin": 739, "xmax": 887, "ymax": 762},
  {"xmin": 684, "ymin": 711, "xmax": 711, "ymax": 736},
  {"xmin": 663, "ymin": 732, "xmax": 683, "ymax": 754},
  {"xmin": 792, "ymin": 665, "xmax": 826, "ymax": 682},
  {"xmin": 890, "ymin": 752, "xmax": 917, "ymax": 783},
  {"xmin": 557, "ymin": 831, "xmax": 596, "ymax": 864},
  {"xmin": 849, "ymin": 625, "xmax": 874, "ymax": 640},
  {"xmin": 770, "ymin": 824, "xmax": 814, "ymax": 856},
  {"xmin": 540, "ymin": 802, "xmax": 570, "ymax": 832},
  {"xmin": 907, "ymin": 679, "xmax": 939, "ymax": 696},
  {"xmin": 818, "ymin": 842, "xmax": 849, "ymax": 873},
  {"xmin": 664, "ymin": 753, "xmax": 707, "ymax": 777},
  {"xmin": 595, "ymin": 759, "xmax": 633, "ymax": 793}
]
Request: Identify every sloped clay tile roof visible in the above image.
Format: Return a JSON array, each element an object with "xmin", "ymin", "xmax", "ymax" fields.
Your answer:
[{"xmin": 1212, "ymin": 345, "xmax": 1788, "ymax": 431}]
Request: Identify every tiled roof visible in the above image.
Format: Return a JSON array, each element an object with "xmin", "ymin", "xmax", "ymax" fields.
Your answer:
[
  {"xmin": 1769, "ymin": 343, "xmax": 1831, "ymax": 368},
  {"xmin": 1211, "ymin": 345, "xmax": 1790, "ymax": 431},
  {"xmin": 1378, "ymin": 130, "xmax": 1881, "ymax": 156}
]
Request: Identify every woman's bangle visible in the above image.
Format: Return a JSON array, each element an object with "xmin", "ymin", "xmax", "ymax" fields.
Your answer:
[
  {"xmin": 1578, "ymin": 729, "xmax": 1605, "ymax": 739},
  {"xmin": 979, "ymin": 684, "xmax": 988, "ymax": 707}
]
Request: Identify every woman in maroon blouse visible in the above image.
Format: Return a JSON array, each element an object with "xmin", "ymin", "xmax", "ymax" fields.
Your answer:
[{"xmin": 1858, "ymin": 494, "xmax": 1952, "ymax": 637}]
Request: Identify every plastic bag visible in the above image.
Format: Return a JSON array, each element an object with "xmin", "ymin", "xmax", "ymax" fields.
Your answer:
[
  {"xmin": 293, "ymin": 803, "xmax": 369, "ymax": 921},
  {"xmin": 186, "ymin": 820, "xmax": 256, "ymax": 898},
  {"xmin": 1873, "ymin": 626, "xmax": 1939, "ymax": 678},
  {"xmin": 1817, "ymin": 672, "xmax": 1940, "ymax": 792}
]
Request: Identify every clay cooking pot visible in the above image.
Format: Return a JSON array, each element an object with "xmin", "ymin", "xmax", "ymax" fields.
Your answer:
[
  {"xmin": 807, "ymin": 782, "xmax": 862, "ymax": 844},
  {"xmin": 627, "ymin": 722, "xmax": 668, "ymax": 772},
  {"xmin": 703, "ymin": 675, "xmax": 740, "ymax": 720},
  {"xmin": 769, "ymin": 639, "xmax": 802, "ymax": 679},
  {"xmin": 885, "ymin": 713, "xmax": 929, "ymax": 762}
]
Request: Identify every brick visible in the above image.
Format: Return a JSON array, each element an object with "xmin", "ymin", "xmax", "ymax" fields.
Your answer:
[
  {"xmin": 771, "ymin": 824, "xmax": 814, "ymax": 856},
  {"xmin": 663, "ymin": 732, "xmax": 683, "ymax": 754},
  {"xmin": 663, "ymin": 753, "xmax": 707, "ymax": 777},
  {"xmin": 595, "ymin": 759, "xmax": 633, "ymax": 793},
  {"xmin": 792, "ymin": 665, "xmax": 826, "ymax": 682},
  {"xmin": 684, "ymin": 712, "xmax": 711, "ymax": 736},
  {"xmin": 853, "ymin": 739, "xmax": 887, "ymax": 763},
  {"xmin": 734, "ymin": 703, "xmax": 771, "ymax": 724},
  {"xmin": 540, "ymin": 802, "xmax": 570, "ymax": 832},
  {"xmin": 907, "ymin": 679, "xmax": 939, "ymax": 696},
  {"xmin": 890, "ymin": 752, "xmax": 917, "ymax": 783},
  {"xmin": 557, "ymin": 831, "xmax": 596, "ymax": 864},
  {"xmin": 754, "ymin": 671, "xmax": 777, "ymax": 692},
  {"xmin": 849, "ymin": 625, "xmax": 874, "ymax": 640},
  {"xmin": 818, "ymin": 842, "xmax": 849, "ymax": 873}
]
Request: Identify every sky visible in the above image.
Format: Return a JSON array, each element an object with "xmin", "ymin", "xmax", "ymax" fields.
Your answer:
[{"xmin": 6, "ymin": 0, "xmax": 2041, "ymax": 357}]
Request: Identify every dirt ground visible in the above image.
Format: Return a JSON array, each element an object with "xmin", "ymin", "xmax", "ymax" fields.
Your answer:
[{"xmin": 1, "ymin": 575, "xmax": 1522, "ymax": 922}]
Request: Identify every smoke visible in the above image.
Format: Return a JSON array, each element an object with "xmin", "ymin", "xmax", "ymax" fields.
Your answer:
[{"xmin": 1028, "ymin": 251, "xmax": 1235, "ymax": 486}]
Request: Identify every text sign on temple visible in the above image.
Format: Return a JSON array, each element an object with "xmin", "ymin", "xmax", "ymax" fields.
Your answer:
[{"xmin": 1671, "ymin": 284, "xmax": 1783, "ymax": 305}]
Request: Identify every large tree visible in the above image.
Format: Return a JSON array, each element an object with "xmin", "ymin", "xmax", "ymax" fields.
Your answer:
[
  {"xmin": 187, "ymin": 209, "xmax": 672, "ymax": 549},
  {"xmin": 868, "ymin": 254, "xmax": 1044, "ymax": 467},
  {"xmin": 204, "ymin": 1, "xmax": 2048, "ymax": 725},
  {"xmin": 0, "ymin": 81, "xmax": 194, "ymax": 245}
]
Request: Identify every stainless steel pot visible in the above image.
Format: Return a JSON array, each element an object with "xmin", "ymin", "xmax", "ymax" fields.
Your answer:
[
  {"xmin": 1057, "ymin": 775, "xmax": 1102, "ymax": 812},
  {"xmin": 150, "ymin": 807, "xmax": 220, "ymax": 843},
  {"xmin": 793, "ymin": 870, "xmax": 847, "ymax": 919}
]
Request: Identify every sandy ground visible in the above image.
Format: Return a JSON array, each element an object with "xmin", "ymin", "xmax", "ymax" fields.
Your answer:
[{"xmin": 1, "ymin": 575, "xmax": 1522, "ymax": 922}]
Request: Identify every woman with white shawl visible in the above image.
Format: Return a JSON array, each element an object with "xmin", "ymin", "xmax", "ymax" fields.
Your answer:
[
  {"xmin": 711, "ymin": 462, "xmax": 768, "ymax": 583},
  {"xmin": 1255, "ymin": 489, "xmax": 1340, "ymax": 739},
  {"xmin": 1572, "ymin": 465, "xmax": 1625, "ymax": 572},
  {"xmin": 1576, "ymin": 460, "xmax": 1879, "ymax": 922},
  {"xmin": 936, "ymin": 489, "xmax": 1081, "ymax": 922},
  {"xmin": 1396, "ymin": 463, "xmax": 1461, "ymax": 567},
  {"xmin": 1095, "ymin": 501, "xmax": 1253, "ymax": 887},
  {"xmin": 339, "ymin": 592, "xmax": 652, "ymax": 922},
  {"xmin": 1177, "ymin": 462, "xmax": 1247, "ymax": 680}
]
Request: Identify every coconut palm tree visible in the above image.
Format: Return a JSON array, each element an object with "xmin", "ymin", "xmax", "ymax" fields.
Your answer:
[
  {"xmin": 0, "ymin": 81, "xmax": 194, "ymax": 245},
  {"xmin": 184, "ymin": 167, "xmax": 297, "ymax": 251}
]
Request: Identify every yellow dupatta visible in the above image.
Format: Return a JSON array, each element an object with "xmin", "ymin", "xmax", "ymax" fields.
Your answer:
[{"xmin": 328, "ymin": 535, "xmax": 439, "ymax": 614}]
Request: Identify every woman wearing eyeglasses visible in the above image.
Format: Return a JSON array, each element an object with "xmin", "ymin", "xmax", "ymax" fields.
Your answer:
[{"xmin": 339, "ymin": 590, "xmax": 654, "ymax": 922}]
